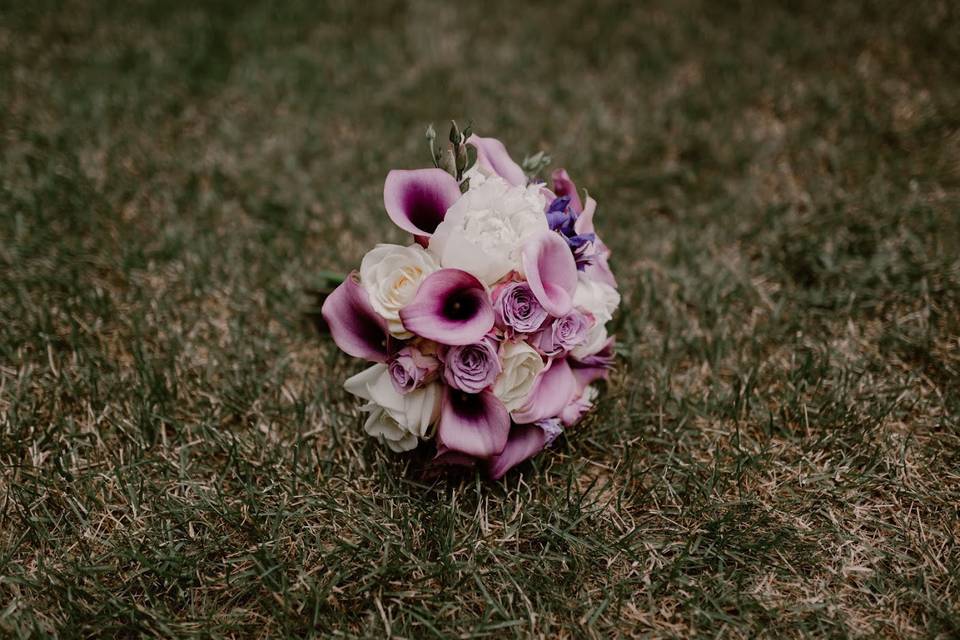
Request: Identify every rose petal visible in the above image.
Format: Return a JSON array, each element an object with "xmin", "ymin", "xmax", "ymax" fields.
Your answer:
[
  {"xmin": 467, "ymin": 135, "xmax": 526, "ymax": 186},
  {"xmin": 383, "ymin": 169, "xmax": 462, "ymax": 245},
  {"xmin": 399, "ymin": 269, "xmax": 494, "ymax": 345},
  {"xmin": 487, "ymin": 424, "xmax": 547, "ymax": 480},
  {"xmin": 551, "ymin": 169, "xmax": 583, "ymax": 213},
  {"xmin": 511, "ymin": 357, "xmax": 578, "ymax": 424},
  {"xmin": 521, "ymin": 231, "xmax": 578, "ymax": 316},
  {"xmin": 437, "ymin": 387, "xmax": 510, "ymax": 458},
  {"xmin": 321, "ymin": 273, "xmax": 390, "ymax": 362}
]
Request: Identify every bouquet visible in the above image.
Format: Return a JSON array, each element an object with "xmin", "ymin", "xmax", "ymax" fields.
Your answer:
[{"xmin": 321, "ymin": 123, "xmax": 619, "ymax": 479}]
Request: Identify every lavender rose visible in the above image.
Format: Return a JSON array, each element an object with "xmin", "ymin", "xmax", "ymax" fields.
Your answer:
[
  {"xmin": 389, "ymin": 346, "xmax": 440, "ymax": 394},
  {"xmin": 531, "ymin": 310, "xmax": 591, "ymax": 356},
  {"xmin": 494, "ymin": 282, "xmax": 548, "ymax": 334},
  {"xmin": 443, "ymin": 337, "xmax": 502, "ymax": 393}
]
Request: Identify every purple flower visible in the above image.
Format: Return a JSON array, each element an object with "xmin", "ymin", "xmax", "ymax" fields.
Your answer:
[
  {"xmin": 388, "ymin": 346, "xmax": 439, "ymax": 394},
  {"xmin": 437, "ymin": 387, "xmax": 510, "ymax": 458},
  {"xmin": 320, "ymin": 272, "xmax": 390, "ymax": 362},
  {"xmin": 443, "ymin": 337, "xmax": 501, "ymax": 394},
  {"xmin": 536, "ymin": 418, "xmax": 565, "ymax": 446},
  {"xmin": 546, "ymin": 195, "xmax": 597, "ymax": 271},
  {"xmin": 467, "ymin": 135, "xmax": 527, "ymax": 186},
  {"xmin": 383, "ymin": 169, "xmax": 462, "ymax": 246},
  {"xmin": 520, "ymin": 231, "xmax": 578, "ymax": 317},
  {"xmin": 398, "ymin": 268, "xmax": 494, "ymax": 345},
  {"xmin": 531, "ymin": 311, "xmax": 591, "ymax": 357},
  {"xmin": 494, "ymin": 282, "xmax": 548, "ymax": 334}
]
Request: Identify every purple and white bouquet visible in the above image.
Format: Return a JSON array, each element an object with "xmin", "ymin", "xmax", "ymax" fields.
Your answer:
[{"xmin": 322, "ymin": 124, "xmax": 619, "ymax": 479}]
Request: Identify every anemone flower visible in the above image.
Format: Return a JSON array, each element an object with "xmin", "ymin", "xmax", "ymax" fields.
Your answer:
[
  {"xmin": 467, "ymin": 135, "xmax": 526, "ymax": 186},
  {"xmin": 320, "ymin": 272, "xmax": 390, "ymax": 362},
  {"xmin": 437, "ymin": 387, "xmax": 510, "ymax": 458},
  {"xmin": 521, "ymin": 231, "xmax": 578, "ymax": 317},
  {"xmin": 383, "ymin": 168, "xmax": 462, "ymax": 245},
  {"xmin": 399, "ymin": 269, "xmax": 494, "ymax": 345},
  {"xmin": 487, "ymin": 423, "xmax": 549, "ymax": 480},
  {"xmin": 511, "ymin": 357, "xmax": 578, "ymax": 425}
]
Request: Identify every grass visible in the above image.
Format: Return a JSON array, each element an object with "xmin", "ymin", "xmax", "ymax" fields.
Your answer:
[{"xmin": 1, "ymin": 0, "xmax": 959, "ymax": 637}]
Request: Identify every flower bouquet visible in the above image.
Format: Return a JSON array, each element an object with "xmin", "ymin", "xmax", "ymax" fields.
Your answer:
[{"xmin": 321, "ymin": 123, "xmax": 619, "ymax": 479}]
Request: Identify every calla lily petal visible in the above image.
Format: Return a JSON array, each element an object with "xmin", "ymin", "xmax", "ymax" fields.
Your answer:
[
  {"xmin": 573, "ymin": 194, "xmax": 596, "ymax": 235},
  {"xmin": 433, "ymin": 444, "xmax": 479, "ymax": 468},
  {"xmin": 569, "ymin": 338, "xmax": 615, "ymax": 391},
  {"xmin": 321, "ymin": 273, "xmax": 390, "ymax": 362},
  {"xmin": 511, "ymin": 357, "xmax": 578, "ymax": 424},
  {"xmin": 384, "ymin": 168, "xmax": 462, "ymax": 244},
  {"xmin": 468, "ymin": 135, "xmax": 526, "ymax": 186},
  {"xmin": 438, "ymin": 387, "xmax": 510, "ymax": 458},
  {"xmin": 552, "ymin": 169, "xmax": 583, "ymax": 213},
  {"xmin": 521, "ymin": 231, "xmax": 578, "ymax": 316},
  {"xmin": 399, "ymin": 269, "xmax": 494, "ymax": 345},
  {"xmin": 487, "ymin": 424, "xmax": 547, "ymax": 480}
]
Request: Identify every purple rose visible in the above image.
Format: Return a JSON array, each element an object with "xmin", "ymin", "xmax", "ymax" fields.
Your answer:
[
  {"xmin": 389, "ymin": 346, "xmax": 439, "ymax": 394},
  {"xmin": 531, "ymin": 311, "xmax": 591, "ymax": 356},
  {"xmin": 494, "ymin": 282, "xmax": 549, "ymax": 334},
  {"xmin": 443, "ymin": 337, "xmax": 502, "ymax": 393}
]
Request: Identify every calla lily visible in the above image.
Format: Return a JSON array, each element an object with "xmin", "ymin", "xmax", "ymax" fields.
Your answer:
[
  {"xmin": 511, "ymin": 357, "xmax": 578, "ymax": 424},
  {"xmin": 573, "ymin": 194, "xmax": 596, "ymax": 235},
  {"xmin": 551, "ymin": 168, "xmax": 583, "ymax": 213},
  {"xmin": 437, "ymin": 387, "xmax": 510, "ymax": 458},
  {"xmin": 521, "ymin": 231, "xmax": 578, "ymax": 317},
  {"xmin": 321, "ymin": 272, "xmax": 390, "ymax": 362},
  {"xmin": 487, "ymin": 424, "xmax": 547, "ymax": 480},
  {"xmin": 569, "ymin": 338, "xmax": 615, "ymax": 391},
  {"xmin": 399, "ymin": 269, "xmax": 494, "ymax": 345},
  {"xmin": 467, "ymin": 135, "xmax": 526, "ymax": 186},
  {"xmin": 383, "ymin": 168, "xmax": 462, "ymax": 245}
]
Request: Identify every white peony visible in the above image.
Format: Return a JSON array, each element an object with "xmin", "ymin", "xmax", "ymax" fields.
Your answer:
[
  {"xmin": 571, "ymin": 273, "xmax": 620, "ymax": 359},
  {"xmin": 360, "ymin": 243, "xmax": 440, "ymax": 338},
  {"xmin": 493, "ymin": 340, "xmax": 546, "ymax": 412},
  {"xmin": 344, "ymin": 364, "xmax": 441, "ymax": 452},
  {"xmin": 429, "ymin": 176, "xmax": 549, "ymax": 285}
]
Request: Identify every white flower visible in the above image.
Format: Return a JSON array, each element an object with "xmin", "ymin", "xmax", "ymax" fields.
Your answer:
[
  {"xmin": 493, "ymin": 340, "xmax": 546, "ymax": 412},
  {"xmin": 344, "ymin": 364, "xmax": 441, "ymax": 452},
  {"xmin": 571, "ymin": 273, "xmax": 620, "ymax": 359},
  {"xmin": 360, "ymin": 243, "xmax": 439, "ymax": 338},
  {"xmin": 429, "ymin": 177, "xmax": 549, "ymax": 285},
  {"xmin": 572, "ymin": 273, "xmax": 620, "ymax": 323},
  {"xmin": 571, "ymin": 322, "xmax": 608, "ymax": 360}
]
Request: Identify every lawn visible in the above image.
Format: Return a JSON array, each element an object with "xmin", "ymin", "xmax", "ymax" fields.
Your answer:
[{"xmin": 1, "ymin": 0, "xmax": 959, "ymax": 637}]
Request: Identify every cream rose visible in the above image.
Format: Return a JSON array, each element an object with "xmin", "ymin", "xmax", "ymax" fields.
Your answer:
[
  {"xmin": 429, "ymin": 177, "xmax": 549, "ymax": 285},
  {"xmin": 493, "ymin": 340, "xmax": 546, "ymax": 412},
  {"xmin": 572, "ymin": 273, "xmax": 620, "ymax": 323},
  {"xmin": 571, "ymin": 273, "xmax": 620, "ymax": 359},
  {"xmin": 344, "ymin": 364, "xmax": 441, "ymax": 451},
  {"xmin": 360, "ymin": 243, "xmax": 439, "ymax": 338}
]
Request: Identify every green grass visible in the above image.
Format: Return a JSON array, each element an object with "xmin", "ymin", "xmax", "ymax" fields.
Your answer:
[{"xmin": 2, "ymin": 0, "xmax": 959, "ymax": 637}]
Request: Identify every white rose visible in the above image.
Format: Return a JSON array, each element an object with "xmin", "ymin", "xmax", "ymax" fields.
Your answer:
[
  {"xmin": 571, "ymin": 321, "xmax": 608, "ymax": 360},
  {"xmin": 429, "ymin": 176, "xmax": 549, "ymax": 285},
  {"xmin": 572, "ymin": 273, "xmax": 620, "ymax": 323},
  {"xmin": 344, "ymin": 364, "xmax": 441, "ymax": 451},
  {"xmin": 360, "ymin": 243, "xmax": 440, "ymax": 338},
  {"xmin": 493, "ymin": 341, "xmax": 546, "ymax": 412}
]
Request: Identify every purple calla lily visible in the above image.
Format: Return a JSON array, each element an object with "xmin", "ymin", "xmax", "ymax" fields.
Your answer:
[
  {"xmin": 551, "ymin": 168, "xmax": 583, "ymax": 213},
  {"xmin": 467, "ymin": 135, "xmax": 527, "ymax": 186},
  {"xmin": 320, "ymin": 272, "xmax": 390, "ymax": 362},
  {"xmin": 437, "ymin": 387, "xmax": 510, "ymax": 458},
  {"xmin": 383, "ymin": 169, "xmax": 462, "ymax": 245},
  {"xmin": 511, "ymin": 357, "xmax": 578, "ymax": 424},
  {"xmin": 487, "ymin": 423, "xmax": 547, "ymax": 480},
  {"xmin": 521, "ymin": 231, "xmax": 578, "ymax": 317},
  {"xmin": 569, "ymin": 338, "xmax": 616, "ymax": 391},
  {"xmin": 399, "ymin": 269, "xmax": 494, "ymax": 345}
]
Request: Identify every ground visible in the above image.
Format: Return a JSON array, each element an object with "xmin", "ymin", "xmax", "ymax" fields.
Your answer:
[{"xmin": 1, "ymin": 0, "xmax": 959, "ymax": 638}]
